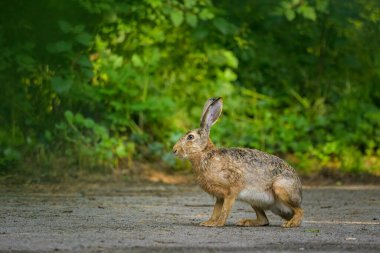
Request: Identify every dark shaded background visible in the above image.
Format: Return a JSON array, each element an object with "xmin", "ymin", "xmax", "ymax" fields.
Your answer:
[{"xmin": 0, "ymin": 0, "xmax": 379, "ymax": 183}]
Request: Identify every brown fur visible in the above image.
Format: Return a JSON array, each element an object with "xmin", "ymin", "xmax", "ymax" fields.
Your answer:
[
  {"xmin": 273, "ymin": 186, "xmax": 304, "ymax": 227},
  {"xmin": 173, "ymin": 98, "xmax": 303, "ymax": 228}
]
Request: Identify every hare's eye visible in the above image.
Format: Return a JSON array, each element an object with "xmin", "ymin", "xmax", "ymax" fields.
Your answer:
[{"xmin": 187, "ymin": 134, "xmax": 194, "ymax": 141}]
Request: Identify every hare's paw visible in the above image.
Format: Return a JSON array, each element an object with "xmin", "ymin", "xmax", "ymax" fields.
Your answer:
[
  {"xmin": 237, "ymin": 219, "xmax": 269, "ymax": 227},
  {"xmin": 214, "ymin": 219, "xmax": 226, "ymax": 227},
  {"xmin": 200, "ymin": 220, "xmax": 217, "ymax": 227},
  {"xmin": 200, "ymin": 219, "xmax": 226, "ymax": 227},
  {"xmin": 281, "ymin": 207, "xmax": 303, "ymax": 228},
  {"xmin": 281, "ymin": 219, "xmax": 301, "ymax": 228}
]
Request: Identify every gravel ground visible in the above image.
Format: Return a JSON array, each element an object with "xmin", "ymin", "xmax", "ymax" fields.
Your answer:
[{"xmin": 0, "ymin": 184, "xmax": 379, "ymax": 253}]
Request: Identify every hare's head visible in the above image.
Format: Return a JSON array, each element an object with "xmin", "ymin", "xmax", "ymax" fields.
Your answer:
[{"xmin": 173, "ymin": 97, "xmax": 223, "ymax": 159}]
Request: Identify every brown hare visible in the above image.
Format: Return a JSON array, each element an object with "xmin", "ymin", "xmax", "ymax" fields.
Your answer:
[{"xmin": 173, "ymin": 97, "xmax": 303, "ymax": 228}]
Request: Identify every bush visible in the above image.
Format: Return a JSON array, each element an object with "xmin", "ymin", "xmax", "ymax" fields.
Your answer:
[{"xmin": 0, "ymin": 0, "xmax": 379, "ymax": 178}]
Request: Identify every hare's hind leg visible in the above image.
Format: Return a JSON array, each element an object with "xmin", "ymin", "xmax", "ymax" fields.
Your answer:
[
  {"xmin": 237, "ymin": 206, "xmax": 269, "ymax": 227},
  {"xmin": 273, "ymin": 185, "xmax": 303, "ymax": 228},
  {"xmin": 281, "ymin": 206, "xmax": 303, "ymax": 228}
]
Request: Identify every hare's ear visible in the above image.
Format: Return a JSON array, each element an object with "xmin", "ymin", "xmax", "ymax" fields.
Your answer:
[
  {"xmin": 200, "ymin": 98, "xmax": 217, "ymax": 125},
  {"xmin": 200, "ymin": 97, "xmax": 223, "ymax": 134}
]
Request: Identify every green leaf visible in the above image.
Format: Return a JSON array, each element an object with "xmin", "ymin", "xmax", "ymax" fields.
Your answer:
[
  {"xmin": 170, "ymin": 9, "xmax": 184, "ymax": 27},
  {"xmin": 184, "ymin": 0, "xmax": 196, "ymax": 8},
  {"xmin": 76, "ymin": 33, "xmax": 92, "ymax": 46},
  {"xmin": 285, "ymin": 9, "xmax": 295, "ymax": 21},
  {"xmin": 222, "ymin": 50, "xmax": 238, "ymax": 68},
  {"xmin": 316, "ymin": 0, "xmax": 329, "ymax": 13},
  {"xmin": 299, "ymin": 5, "xmax": 317, "ymax": 21},
  {"xmin": 83, "ymin": 118, "xmax": 95, "ymax": 128},
  {"xmin": 102, "ymin": 11, "xmax": 118, "ymax": 23},
  {"xmin": 74, "ymin": 113, "xmax": 85, "ymax": 123},
  {"xmin": 78, "ymin": 55, "xmax": 92, "ymax": 68},
  {"xmin": 213, "ymin": 18, "xmax": 228, "ymax": 34},
  {"xmin": 109, "ymin": 54, "xmax": 123, "ymax": 68},
  {"xmin": 305, "ymin": 229, "xmax": 320, "ymax": 233},
  {"xmin": 15, "ymin": 54, "xmax": 36, "ymax": 70},
  {"xmin": 223, "ymin": 68, "xmax": 237, "ymax": 81},
  {"xmin": 186, "ymin": 13, "xmax": 198, "ymax": 27},
  {"xmin": 51, "ymin": 76, "xmax": 72, "ymax": 94},
  {"xmin": 191, "ymin": 27, "xmax": 209, "ymax": 40},
  {"xmin": 94, "ymin": 125, "xmax": 108, "ymax": 138},
  {"xmin": 47, "ymin": 41, "xmax": 72, "ymax": 53},
  {"xmin": 72, "ymin": 25, "xmax": 85, "ymax": 34},
  {"xmin": 199, "ymin": 9, "xmax": 214, "ymax": 20},
  {"xmin": 55, "ymin": 41, "xmax": 72, "ymax": 52},
  {"xmin": 58, "ymin": 20, "xmax": 72, "ymax": 33},
  {"xmin": 64, "ymin": 111, "xmax": 74, "ymax": 122},
  {"xmin": 131, "ymin": 54, "xmax": 143, "ymax": 67},
  {"xmin": 115, "ymin": 144, "xmax": 127, "ymax": 158},
  {"xmin": 213, "ymin": 18, "xmax": 236, "ymax": 35},
  {"xmin": 146, "ymin": 0, "xmax": 162, "ymax": 7}
]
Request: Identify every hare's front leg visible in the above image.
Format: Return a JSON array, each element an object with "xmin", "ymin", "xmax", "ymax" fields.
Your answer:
[
  {"xmin": 213, "ymin": 195, "xmax": 236, "ymax": 227},
  {"xmin": 200, "ymin": 198, "xmax": 223, "ymax": 226}
]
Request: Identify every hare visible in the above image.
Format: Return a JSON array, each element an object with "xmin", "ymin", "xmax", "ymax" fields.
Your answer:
[{"xmin": 173, "ymin": 97, "xmax": 303, "ymax": 228}]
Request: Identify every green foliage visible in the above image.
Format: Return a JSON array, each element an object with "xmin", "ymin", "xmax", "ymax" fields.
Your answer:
[
  {"xmin": 56, "ymin": 110, "xmax": 135, "ymax": 170},
  {"xmin": 0, "ymin": 0, "xmax": 379, "ymax": 178}
]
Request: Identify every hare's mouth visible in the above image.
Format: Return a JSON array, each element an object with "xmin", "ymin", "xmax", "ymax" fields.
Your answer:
[
  {"xmin": 172, "ymin": 148, "xmax": 181, "ymax": 157},
  {"xmin": 173, "ymin": 151, "xmax": 186, "ymax": 159},
  {"xmin": 172, "ymin": 148, "xmax": 188, "ymax": 159}
]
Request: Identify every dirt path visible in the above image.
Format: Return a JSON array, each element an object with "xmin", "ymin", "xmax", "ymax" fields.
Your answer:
[{"xmin": 0, "ymin": 184, "xmax": 379, "ymax": 252}]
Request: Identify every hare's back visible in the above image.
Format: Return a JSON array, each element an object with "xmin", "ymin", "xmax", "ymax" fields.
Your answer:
[{"xmin": 219, "ymin": 147, "xmax": 298, "ymax": 179}]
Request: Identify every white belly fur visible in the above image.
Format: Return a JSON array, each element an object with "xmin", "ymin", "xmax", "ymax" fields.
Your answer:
[
  {"xmin": 237, "ymin": 188, "xmax": 293, "ymax": 215},
  {"xmin": 237, "ymin": 188, "xmax": 275, "ymax": 209}
]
